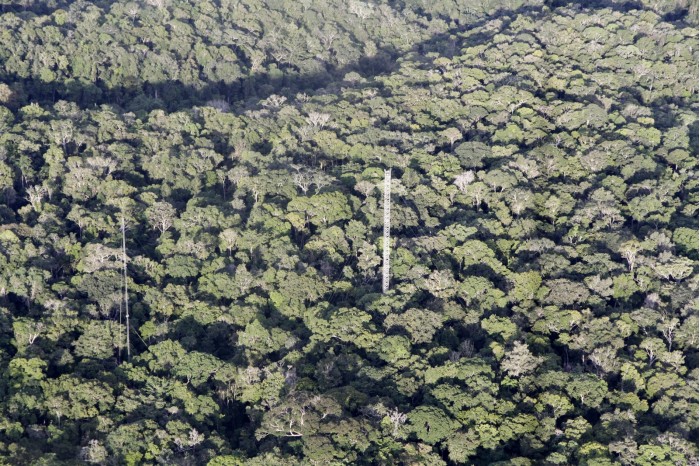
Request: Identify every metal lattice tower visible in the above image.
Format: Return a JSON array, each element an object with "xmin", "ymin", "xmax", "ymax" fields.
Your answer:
[
  {"xmin": 382, "ymin": 169, "xmax": 391, "ymax": 293},
  {"xmin": 121, "ymin": 216, "xmax": 130, "ymax": 361}
]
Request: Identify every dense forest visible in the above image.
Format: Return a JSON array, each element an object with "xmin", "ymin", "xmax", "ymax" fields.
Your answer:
[{"xmin": 0, "ymin": 0, "xmax": 698, "ymax": 464}]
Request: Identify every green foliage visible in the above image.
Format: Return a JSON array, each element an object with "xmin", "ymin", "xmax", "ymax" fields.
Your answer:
[
  {"xmin": 74, "ymin": 321, "xmax": 120, "ymax": 360},
  {"xmin": 7, "ymin": 358, "xmax": 46, "ymax": 388},
  {"xmin": 481, "ymin": 315, "xmax": 518, "ymax": 342},
  {"xmin": 0, "ymin": 0, "xmax": 696, "ymax": 464},
  {"xmin": 207, "ymin": 456, "xmax": 245, "ymax": 466},
  {"xmin": 408, "ymin": 406, "xmax": 458, "ymax": 444}
]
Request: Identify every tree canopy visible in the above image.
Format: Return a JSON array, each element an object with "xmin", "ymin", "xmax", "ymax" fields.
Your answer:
[{"xmin": 0, "ymin": 0, "xmax": 697, "ymax": 464}]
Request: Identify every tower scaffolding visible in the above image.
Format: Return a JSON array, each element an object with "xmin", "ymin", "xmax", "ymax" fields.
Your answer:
[{"xmin": 382, "ymin": 168, "xmax": 391, "ymax": 293}]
